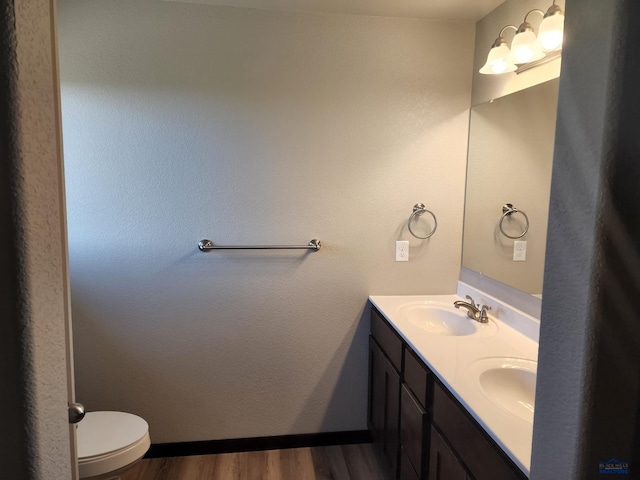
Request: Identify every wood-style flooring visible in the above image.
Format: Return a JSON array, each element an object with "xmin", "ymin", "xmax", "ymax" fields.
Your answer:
[{"xmin": 122, "ymin": 443, "xmax": 388, "ymax": 480}]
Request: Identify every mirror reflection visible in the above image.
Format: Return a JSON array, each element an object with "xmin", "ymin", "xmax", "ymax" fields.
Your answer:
[{"xmin": 462, "ymin": 78, "xmax": 560, "ymax": 296}]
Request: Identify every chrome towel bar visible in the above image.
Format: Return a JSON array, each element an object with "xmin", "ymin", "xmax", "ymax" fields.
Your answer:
[{"xmin": 198, "ymin": 239, "xmax": 322, "ymax": 252}]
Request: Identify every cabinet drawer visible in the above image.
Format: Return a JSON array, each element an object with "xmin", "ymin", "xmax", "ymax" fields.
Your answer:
[
  {"xmin": 404, "ymin": 347, "xmax": 431, "ymax": 410},
  {"xmin": 371, "ymin": 307, "xmax": 402, "ymax": 372},
  {"xmin": 432, "ymin": 382, "xmax": 526, "ymax": 480},
  {"xmin": 400, "ymin": 384, "xmax": 428, "ymax": 478}
]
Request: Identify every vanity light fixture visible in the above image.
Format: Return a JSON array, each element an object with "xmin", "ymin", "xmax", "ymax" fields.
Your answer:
[
  {"xmin": 480, "ymin": 0, "xmax": 564, "ymax": 75},
  {"xmin": 538, "ymin": 1, "xmax": 565, "ymax": 51},
  {"xmin": 479, "ymin": 26, "xmax": 518, "ymax": 75},
  {"xmin": 509, "ymin": 11, "xmax": 546, "ymax": 64}
]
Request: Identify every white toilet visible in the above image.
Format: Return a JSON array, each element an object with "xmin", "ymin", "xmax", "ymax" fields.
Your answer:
[{"xmin": 76, "ymin": 411, "xmax": 151, "ymax": 480}]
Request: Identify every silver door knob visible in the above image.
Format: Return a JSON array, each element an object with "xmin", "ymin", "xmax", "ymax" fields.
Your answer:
[{"xmin": 68, "ymin": 403, "xmax": 86, "ymax": 424}]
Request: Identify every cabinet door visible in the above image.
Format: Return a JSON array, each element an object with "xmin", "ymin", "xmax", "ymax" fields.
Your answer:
[
  {"xmin": 369, "ymin": 337, "xmax": 400, "ymax": 478},
  {"xmin": 432, "ymin": 383, "xmax": 526, "ymax": 480},
  {"xmin": 400, "ymin": 385, "xmax": 428, "ymax": 478},
  {"xmin": 428, "ymin": 427, "xmax": 470, "ymax": 480},
  {"xmin": 400, "ymin": 450, "xmax": 421, "ymax": 480}
]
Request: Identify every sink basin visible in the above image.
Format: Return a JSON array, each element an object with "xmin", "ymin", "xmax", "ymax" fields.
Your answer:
[
  {"xmin": 467, "ymin": 357, "xmax": 537, "ymax": 423},
  {"xmin": 398, "ymin": 303, "xmax": 494, "ymax": 337}
]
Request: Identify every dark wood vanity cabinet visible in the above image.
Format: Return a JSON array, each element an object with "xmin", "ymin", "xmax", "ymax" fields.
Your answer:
[
  {"xmin": 369, "ymin": 337, "xmax": 401, "ymax": 478},
  {"xmin": 428, "ymin": 427, "xmax": 471, "ymax": 480},
  {"xmin": 399, "ymin": 347, "xmax": 432, "ymax": 479},
  {"xmin": 432, "ymin": 383, "xmax": 525, "ymax": 480},
  {"xmin": 401, "ymin": 450, "xmax": 422, "ymax": 480},
  {"xmin": 368, "ymin": 306, "xmax": 527, "ymax": 480},
  {"xmin": 369, "ymin": 307, "xmax": 404, "ymax": 478},
  {"xmin": 400, "ymin": 384, "xmax": 429, "ymax": 478}
]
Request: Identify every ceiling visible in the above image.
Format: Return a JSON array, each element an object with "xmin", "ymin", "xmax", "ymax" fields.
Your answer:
[{"xmin": 162, "ymin": 0, "xmax": 506, "ymax": 22}]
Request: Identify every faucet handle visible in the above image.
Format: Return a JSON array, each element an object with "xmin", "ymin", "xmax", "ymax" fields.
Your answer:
[
  {"xmin": 479, "ymin": 305, "xmax": 491, "ymax": 323},
  {"xmin": 465, "ymin": 295, "xmax": 477, "ymax": 306}
]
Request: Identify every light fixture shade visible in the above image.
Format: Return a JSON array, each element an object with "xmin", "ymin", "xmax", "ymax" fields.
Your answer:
[
  {"xmin": 479, "ymin": 42, "xmax": 517, "ymax": 75},
  {"xmin": 538, "ymin": 7, "xmax": 565, "ymax": 51},
  {"xmin": 509, "ymin": 28, "xmax": 545, "ymax": 64}
]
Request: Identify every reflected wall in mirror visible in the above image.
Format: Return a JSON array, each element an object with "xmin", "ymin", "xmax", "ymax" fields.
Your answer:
[{"xmin": 462, "ymin": 78, "xmax": 559, "ymax": 296}]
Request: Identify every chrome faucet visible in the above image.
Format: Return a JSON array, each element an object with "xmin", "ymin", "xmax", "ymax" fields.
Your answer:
[{"xmin": 453, "ymin": 295, "xmax": 491, "ymax": 323}]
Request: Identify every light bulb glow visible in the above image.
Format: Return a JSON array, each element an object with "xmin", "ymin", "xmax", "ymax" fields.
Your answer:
[
  {"xmin": 539, "ymin": 13, "xmax": 564, "ymax": 51},
  {"xmin": 540, "ymin": 30, "xmax": 563, "ymax": 50},
  {"xmin": 510, "ymin": 29, "xmax": 545, "ymax": 64},
  {"xmin": 491, "ymin": 59, "xmax": 507, "ymax": 74},
  {"xmin": 514, "ymin": 46, "xmax": 534, "ymax": 63},
  {"xmin": 480, "ymin": 43, "xmax": 517, "ymax": 75}
]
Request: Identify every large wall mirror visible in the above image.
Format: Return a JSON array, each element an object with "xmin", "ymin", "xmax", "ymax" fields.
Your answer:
[{"xmin": 462, "ymin": 78, "xmax": 560, "ymax": 297}]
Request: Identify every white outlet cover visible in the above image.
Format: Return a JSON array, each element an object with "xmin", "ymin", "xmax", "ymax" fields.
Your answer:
[
  {"xmin": 396, "ymin": 241, "xmax": 409, "ymax": 262},
  {"xmin": 513, "ymin": 241, "xmax": 527, "ymax": 261}
]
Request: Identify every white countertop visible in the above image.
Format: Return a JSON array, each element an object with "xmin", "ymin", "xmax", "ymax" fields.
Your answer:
[{"xmin": 369, "ymin": 288, "xmax": 539, "ymax": 476}]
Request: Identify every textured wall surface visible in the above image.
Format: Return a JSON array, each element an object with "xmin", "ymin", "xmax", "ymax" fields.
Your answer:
[
  {"xmin": 0, "ymin": 1, "xmax": 32, "ymax": 477},
  {"xmin": 0, "ymin": 0, "xmax": 74, "ymax": 478},
  {"xmin": 58, "ymin": 0, "xmax": 474, "ymax": 442},
  {"xmin": 471, "ymin": 0, "xmax": 564, "ymax": 106},
  {"xmin": 531, "ymin": 1, "xmax": 640, "ymax": 478},
  {"xmin": 463, "ymin": 78, "xmax": 558, "ymax": 295}
]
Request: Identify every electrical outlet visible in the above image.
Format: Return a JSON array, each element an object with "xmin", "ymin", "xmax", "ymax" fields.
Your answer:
[
  {"xmin": 396, "ymin": 241, "xmax": 409, "ymax": 262},
  {"xmin": 513, "ymin": 240, "xmax": 527, "ymax": 261}
]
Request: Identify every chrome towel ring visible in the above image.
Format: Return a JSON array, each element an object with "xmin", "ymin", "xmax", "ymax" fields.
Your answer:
[
  {"xmin": 499, "ymin": 203, "xmax": 529, "ymax": 239},
  {"xmin": 408, "ymin": 203, "xmax": 438, "ymax": 239}
]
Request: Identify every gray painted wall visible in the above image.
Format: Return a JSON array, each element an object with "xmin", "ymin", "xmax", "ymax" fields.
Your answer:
[
  {"xmin": 531, "ymin": 0, "xmax": 640, "ymax": 477},
  {"xmin": 58, "ymin": 0, "xmax": 475, "ymax": 442}
]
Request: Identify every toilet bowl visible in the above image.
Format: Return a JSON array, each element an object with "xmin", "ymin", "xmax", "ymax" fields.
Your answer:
[{"xmin": 77, "ymin": 411, "xmax": 151, "ymax": 480}]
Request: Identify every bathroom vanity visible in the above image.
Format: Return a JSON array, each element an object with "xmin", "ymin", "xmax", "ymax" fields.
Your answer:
[{"xmin": 368, "ymin": 290, "xmax": 538, "ymax": 480}]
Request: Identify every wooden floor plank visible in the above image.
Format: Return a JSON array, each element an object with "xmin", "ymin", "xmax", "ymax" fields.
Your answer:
[
  {"xmin": 238, "ymin": 450, "xmax": 269, "ymax": 480},
  {"xmin": 138, "ymin": 457, "xmax": 184, "ymax": 480},
  {"xmin": 324, "ymin": 445, "xmax": 353, "ymax": 480},
  {"xmin": 122, "ymin": 458, "xmax": 146, "ymax": 480},
  {"xmin": 179, "ymin": 454, "xmax": 218, "ymax": 480},
  {"xmin": 120, "ymin": 443, "xmax": 384, "ymax": 480},
  {"xmin": 311, "ymin": 445, "xmax": 350, "ymax": 480},
  {"xmin": 264, "ymin": 448, "xmax": 282, "ymax": 480},
  {"xmin": 211, "ymin": 452, "xmax": 240, "ymax": 479},
  {"xmin": 279, "ymin": 447, "xmax": 316, "ymax": 480},
  {"xmin": 309, "ymin": 446, "xmax": 334, "ymax": 480},
  {"xmin": 341, "ymin": 443, "xmax": 388, "ymax": 480}
]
